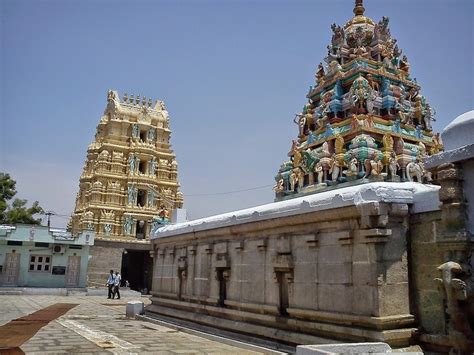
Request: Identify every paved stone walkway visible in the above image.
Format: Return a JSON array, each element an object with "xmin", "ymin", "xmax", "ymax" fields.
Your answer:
[{"xmin": 0, "ymin": 295, "xmax": 263, "ymax": 354}]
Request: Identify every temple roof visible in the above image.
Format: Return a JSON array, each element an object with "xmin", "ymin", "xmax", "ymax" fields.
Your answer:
[
  {"xmin": 442, "ymin": 110, "xmax": 474, "ymax": 151},
  {"xmin": 153, "ymin": 182, "xmax": 440, "ymax": 239}
]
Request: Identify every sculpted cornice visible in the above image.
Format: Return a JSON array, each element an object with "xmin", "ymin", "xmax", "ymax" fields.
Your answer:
[{"xmin": 86, "ymin": 143, "xmax": 176, "ymax": 159}]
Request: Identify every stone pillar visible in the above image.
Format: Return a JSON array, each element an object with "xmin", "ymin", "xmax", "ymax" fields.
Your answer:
[{"xmin": 356, "ymin": 202, "xmax": 411, "ymax": 319}]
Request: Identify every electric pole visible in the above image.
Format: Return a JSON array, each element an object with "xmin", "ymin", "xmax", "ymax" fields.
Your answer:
[{"xmin": 44, "ymin": 211, "xmax": 55, "ymax": 228}]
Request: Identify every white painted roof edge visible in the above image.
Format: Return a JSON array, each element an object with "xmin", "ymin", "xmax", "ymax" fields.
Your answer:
[
  {"xmin": 425, "ymin": 143, "xmax": 474, "ymax": 169},
  {"xmin": 152, "ymin": 182, "xmax": 440, "ymax": 239}
]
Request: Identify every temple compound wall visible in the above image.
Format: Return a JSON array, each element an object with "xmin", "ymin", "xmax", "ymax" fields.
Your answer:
[{"xmin": 147, "ymin": 183, "xmax": 439, "ymax": 347}]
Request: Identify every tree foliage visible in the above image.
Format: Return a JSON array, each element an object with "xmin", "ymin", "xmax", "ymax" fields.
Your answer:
[{"xmin": 0, "ymin": 172, "xmax": 44, "ymax": 225}]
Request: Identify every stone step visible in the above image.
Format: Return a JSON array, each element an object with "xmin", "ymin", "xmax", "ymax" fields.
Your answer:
[
  {"xmin": 0, "ymin": 290, "xmax": 23, "ymax": 295},
  {"xmin": 86, "ymin": 287, "xmax": 142, "ymax": 297}
]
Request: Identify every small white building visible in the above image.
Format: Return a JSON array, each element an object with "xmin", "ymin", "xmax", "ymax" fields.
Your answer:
[{"xmin": 0, "ymin": 224, "xmax": 94, "ymax": 288}]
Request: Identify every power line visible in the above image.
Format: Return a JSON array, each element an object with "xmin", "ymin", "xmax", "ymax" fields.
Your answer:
[
  {"xmin": 39, "ymin": 212, "xmax": 71, "ymax": 218},
  {"xmin": 33, "ymin": 183, "xmax": 274, "ymax": 215},
  {"xmin": 51, "ymin": 215, "xmax": 72, "ymax": 220},
  {"xmin": 184, "ymin": 184, "xmax": 274, "ymax": 197}
]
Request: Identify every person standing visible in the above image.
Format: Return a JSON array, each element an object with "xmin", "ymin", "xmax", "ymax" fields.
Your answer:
[
  {"xmin": 106, "ymin": 270, "xmax": 115, "ymax": 299},
  {"xmin": 113, "ymin": 271, "xmax": 121, "ymax": 299}
]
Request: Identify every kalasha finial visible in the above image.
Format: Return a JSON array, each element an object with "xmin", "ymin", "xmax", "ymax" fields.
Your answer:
[{"xmin": 353, "ymin": 0, "xmax": 365, "ymax": 16}]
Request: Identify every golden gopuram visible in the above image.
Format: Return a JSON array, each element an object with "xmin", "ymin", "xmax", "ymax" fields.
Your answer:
[{"xmin": 70, "ymin": 90, "xmax": 183, "ymax": 290}]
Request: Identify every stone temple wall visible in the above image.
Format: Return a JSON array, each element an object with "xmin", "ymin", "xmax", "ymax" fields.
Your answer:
[
  {"xmin": 147, "ymin": 183, "xmax": 440, "ymax": 347},
  {"xmin": 408, "ymin": 210, "xmax": 445, "ymax": 335},
  {"xmin": 86, "ymin": 244, "xmax": 124, "ymax": 287}
]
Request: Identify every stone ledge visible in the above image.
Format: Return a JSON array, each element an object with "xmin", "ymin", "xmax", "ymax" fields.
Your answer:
[
  {"xmin": 224, "ymin": 300, "xmax": 279, "ymax": 315},
  {"xmin": 146, "ymin": 300, "xmax": 415, "ymax": 347},
  {"xmin": 287, "ymin": 307, "xmax": 414, "ymax": 331},
  {"xmin": 354, "ymin": 228, "xmax": 392, "ymax": 243},
  {"xmin": 94, "ymin": 238, "xmax": 151, "ymax": 250},
  {"xmin": 146, "ymin": 303, "xmax": 338, "ymax": 346},
  {"xmin": 296, "ymin": 342, "xmax": 392, "ymax": 355},
  {"xmin": 149, "ymin": 298, "xmax": 416, "ymax": 331},
  {"xmin": 425, "ymin": 143, "xmax": 474, "ymax": 169}
]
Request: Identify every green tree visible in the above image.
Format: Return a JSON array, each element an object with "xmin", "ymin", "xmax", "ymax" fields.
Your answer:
[
  {"xmin": 0, "ymin": 172, "xmax": 16, "ymax": 221},
  {"xmin": 0, "ymin": 172, "xmax": 44, "ymax": 225}
]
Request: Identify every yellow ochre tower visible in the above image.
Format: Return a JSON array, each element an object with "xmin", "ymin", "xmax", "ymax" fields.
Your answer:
[{"xmin": 70, "ymin": 90, "xmax": 183, "ymax": 289}]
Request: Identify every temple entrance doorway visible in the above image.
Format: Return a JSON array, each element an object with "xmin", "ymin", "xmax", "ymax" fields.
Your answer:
[
  {"xmin": 177, "ymin": 270, "xmax": 185, "ymax": 301},
  {"xmin": 121, "ymin": 250, "xmax": 152, "ymax": 294},
  {"xmin": 276, "ymin": 271, "xmax": 289, "ymax": 316},
  {"xmin": 216, "ymin": 269, "xmax": 228, "ymax": 307},
  {"xmin": 136, "ymin": 220, "xmax": 146, "ymax": 239}
]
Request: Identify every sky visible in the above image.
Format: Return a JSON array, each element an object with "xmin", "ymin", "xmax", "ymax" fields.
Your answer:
[{"xmin": 1, "ymin": 0, "xmax": 473, "ymax": 228}]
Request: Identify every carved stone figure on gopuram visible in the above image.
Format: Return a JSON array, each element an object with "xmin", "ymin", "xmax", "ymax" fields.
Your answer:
[{"xmin": 274, "ymin": 0, "xmax": 443, "ymax": 200}]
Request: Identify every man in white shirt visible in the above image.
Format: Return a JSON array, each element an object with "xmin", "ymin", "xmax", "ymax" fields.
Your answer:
[
  {"xmin": 113, "ymin": 271, "xmax": 121, "ymax": 299},
  {"xmin": 106, "ymin": 270, "xmax": 115, "ymax": 299}
]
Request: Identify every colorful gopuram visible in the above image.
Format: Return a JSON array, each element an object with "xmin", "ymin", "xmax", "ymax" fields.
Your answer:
[
  {"xmin": 70, "ymin": 90, "xmax": 183, "ymax": 287},
  {"xmin": 274, "ymin": 0, "xmax": 443, "ymax": 201}
]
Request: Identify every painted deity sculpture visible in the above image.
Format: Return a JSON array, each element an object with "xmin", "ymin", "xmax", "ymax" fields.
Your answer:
[
  {"xmin": 364, "ymin": 157, "xmax": 383, "ymax": 177},
  {"xmin": 329, "ymin": 158, "xmax": 344, "ymax": 181},
  {"xmin": 273, "ymin": 179, "xmax": 284, "ymax": 193},
  {"xmin": 128, "ymin": 154, "xmax": 137, "ymax": 175},
  {"xmin": 148, "ymin": 190, "xmax": 155, "ymax": 208},
  {"xmin": 149, "ymin": 157, "xmax": 157, "ymax": 176},
  {"xmin": 123, "ymin": 215, "xmax": 133, "ymax": 235},
  {"xmin": 294, "ymin": 113, "xmax": 306, "ymax": 137},
  {"xmin": 388, "ymin": 156, "xmax": 399, "ymax": 178},
  {"xmin": 274, "ymin": 0, "xmax": 442, "ymax": 201},
  {"xmin": 127, "ymin": 185, "xmax": 138, "ymax": 205},
  {"xmin": 104, "ymin": 223, "xmax": 112, "ymax": 236},
  {"xmin": 147, "ymin": 128, "xmax": 156, "ymax": 142},
  {"xmin": 314, "ymin": 162, "xmax": 324, "ymax": 184},
  {"xmin": 132, "ymin": 123, "xmax": 139, "ymax": 139},
  {"xmin": 289, "ymin": 171, "xmax": 298, "ymax": 192},
  {"xmin": 350, "ymin": 75, "xmax": 372, "ymax": 113}
]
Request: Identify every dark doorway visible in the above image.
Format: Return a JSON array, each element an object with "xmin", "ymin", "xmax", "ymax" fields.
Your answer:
[
  {"xmin": 178, "ymin": 270, "xmax": 185, "ymax": 301},
  {"xmin": 137, "ymin": 190, "xmax": 147, "ymax": 207},
  {"xmin": 121, "ymin": 250, "xmax": 153, "ymax": 293},
  {"xmin": 136, "ymin": 220, "xmax": 146, "ymax": 239},
  {"xmin": 216, "ymin": 269, "xmax": 227, "ymax": 307},
  {"xmin": 276, "ymin": 271, "xmax": 289, "ymax": 316},
  {"xmin": 138, "ymin": 160, "xmax": 147, "ymax": 174}
]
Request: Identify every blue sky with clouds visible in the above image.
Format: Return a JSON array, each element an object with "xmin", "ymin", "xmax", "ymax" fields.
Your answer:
[{"xmin": 1, "ymin": 0, "xmax": 473, "ymax": 227}]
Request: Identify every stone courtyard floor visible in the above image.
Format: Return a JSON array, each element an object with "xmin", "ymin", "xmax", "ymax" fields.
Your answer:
[{"xmin": 0, "ymin": 295, "xmax": 267, "ymax": 354}]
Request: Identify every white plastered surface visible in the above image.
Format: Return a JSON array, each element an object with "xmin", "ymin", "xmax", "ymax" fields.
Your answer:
[{"xmin": 153, "ymin": 182, "xmax": 440, "ymax": 239}]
